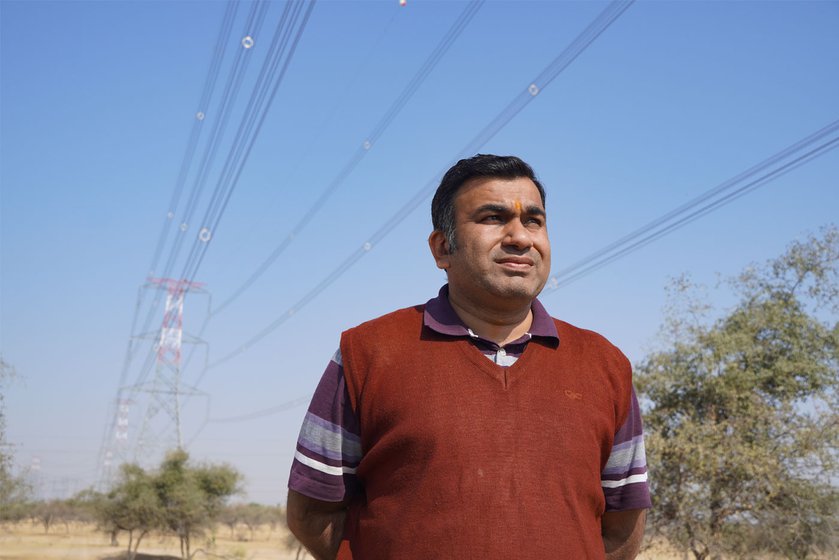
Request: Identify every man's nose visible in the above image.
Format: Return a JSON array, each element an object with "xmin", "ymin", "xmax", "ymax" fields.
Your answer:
[{"xmin": 503, "ymin": 219, "xmax": 533, "ymax": 249}]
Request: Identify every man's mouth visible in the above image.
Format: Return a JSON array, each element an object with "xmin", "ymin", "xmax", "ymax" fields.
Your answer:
[{"xmin": 496, "ymin": 257, "xmax": 534, "ymax": 269}]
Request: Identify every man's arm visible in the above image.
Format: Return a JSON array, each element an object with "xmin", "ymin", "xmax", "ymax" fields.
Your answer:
[
  {"xmin": 286, "ymin": 489, "xmax": 349, "ymax": 560},
  {"xmin": 602, "ymin": 508, "xmax": 646, "ymax": 560}
]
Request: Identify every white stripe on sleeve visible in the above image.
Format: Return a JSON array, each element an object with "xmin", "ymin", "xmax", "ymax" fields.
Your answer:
[
  {"xmin": 600, "ymin": 473, "xmax": 648, "ymax": 489},
  {"xmin": 294, "ymin": 450, "xmax": 357, "ymax": 476}
]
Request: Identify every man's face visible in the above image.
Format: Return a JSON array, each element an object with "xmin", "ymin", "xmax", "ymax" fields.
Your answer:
[{"xmin": 430, "ymin": 176, "xmax": 551, "ymax": 307}]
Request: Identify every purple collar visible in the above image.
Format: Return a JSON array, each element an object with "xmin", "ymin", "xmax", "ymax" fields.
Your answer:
[{"xmin": 423, "ymin": 284, "xmax": 559, "ymax": 343}]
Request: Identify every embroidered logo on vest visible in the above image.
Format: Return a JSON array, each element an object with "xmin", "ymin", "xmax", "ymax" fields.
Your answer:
[{"xmin": 564, "ymin": 389, "xmax": 583, "ymax": 401}]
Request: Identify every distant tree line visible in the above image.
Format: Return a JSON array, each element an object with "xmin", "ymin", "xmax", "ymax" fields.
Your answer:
[{"xmin": 0, "ymin": 449, "xmax": 291, "ymax": 560}]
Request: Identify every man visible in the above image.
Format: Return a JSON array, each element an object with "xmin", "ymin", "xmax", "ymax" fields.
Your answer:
[{"xmin": 287, "ymin": 155, "xmax": 651, "ymax": 559}]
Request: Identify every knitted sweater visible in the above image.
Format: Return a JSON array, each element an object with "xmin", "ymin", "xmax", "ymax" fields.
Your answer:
[{"xmin": 337, "ymin": 304, "xmax": 633, "ymax": 560}]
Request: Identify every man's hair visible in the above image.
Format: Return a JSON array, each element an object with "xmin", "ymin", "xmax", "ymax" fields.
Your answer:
[{"xmin": 431, "ymin": 154, "xmax": 546, "ymax": 250}]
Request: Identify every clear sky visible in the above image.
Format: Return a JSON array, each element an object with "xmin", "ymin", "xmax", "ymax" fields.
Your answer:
[{"xmin": 1, "ymin": 0, "xmax": 837, "ymax": 504}]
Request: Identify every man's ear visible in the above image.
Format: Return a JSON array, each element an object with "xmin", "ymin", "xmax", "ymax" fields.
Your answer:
[{"xmin": 428, "ymin": 230, "xmax": 451, "ymax": 270}]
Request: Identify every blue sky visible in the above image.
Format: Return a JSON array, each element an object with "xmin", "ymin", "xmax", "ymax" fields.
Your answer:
[{"xmin": 1, "ymin": 0, "xmax": 837, "ymax": 504}]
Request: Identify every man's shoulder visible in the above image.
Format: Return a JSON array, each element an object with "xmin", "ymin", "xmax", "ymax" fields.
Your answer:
[
  {"xmin": 339, "ymin": 305, "xmax": 427, "ymax": 376},
  {"xmin": 344, "ymin": 304, "xmax": 426, "ymax": 338},
  {"xmin": 551, "ymin": 317, "xmax": 627, "ymax": 359}
]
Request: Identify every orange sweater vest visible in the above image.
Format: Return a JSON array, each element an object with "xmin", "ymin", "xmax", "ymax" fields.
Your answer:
[{"xmin": 337, "ymin": 305, "xmax": 632, "ymax": 559}]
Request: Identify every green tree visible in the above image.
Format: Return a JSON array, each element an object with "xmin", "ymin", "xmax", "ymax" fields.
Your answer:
[
  {"xmin": 66, "ymin": 488, "xmax": 105, "ymax": 525},
  {"xmin": 636, "ymin": 227, "xmax": 839, "ymax": 559},
  {"xmin": 155, "ymin": 449, "xmax": 241, "ymax": 559},
  {"xmin": 219, "ymin": 502, "xmax": 243, "ymax": 538},
  {"xmin": 0, "ymin": 356, "xmax": 30, "ymax": 521},
  {"xmin": 97, "ymin": 464, "xmax": 164, "ymax": 559},
  {"xmin": 30, "ymin": 498, "xmax": 76, "ymax": 533},
  {"xmin": 95, "ymin": 450, "xmax": 240, "ymax": 559},
  {"xmin": 219, "ymin": 502, "xmax": 273, "ymax": 540}
]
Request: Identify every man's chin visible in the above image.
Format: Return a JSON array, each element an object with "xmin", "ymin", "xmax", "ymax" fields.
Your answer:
[{"xmin": 489, "ymin": 280, "xmax": 544, "ymax": 301}]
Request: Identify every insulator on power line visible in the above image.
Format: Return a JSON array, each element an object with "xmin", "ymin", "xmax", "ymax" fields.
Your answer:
[
  {"xmin": 167, "ymin": 211, "xmax": 175, "ymax": 219},
  {"xmin": 196, "ymin": 111, "xmax": 206, "ymax": 121},
  {"xmin": 528, "ymin": 83, "xmax": 540, "ymax": 96},
  {"xmin": 363, "ymin": 140, "xmax": 372, "ymax": 150},
  {"xmin": 363, "ymin": 242, "xmax": 373, "ymax": 251},
  {"xmin": 242, "ymin": 36, "xmax": 254, "ymax": 49},
  {"xmin": 199, "ymin": 227, "xmax": 212, "ymax": 242},
  {"xmin": 180, "ymin": 223, "xmax": 189, "ymax": 232},
  {"xmin": 547, "ymin": 276, "xmax": 559, "ymax": 290}
]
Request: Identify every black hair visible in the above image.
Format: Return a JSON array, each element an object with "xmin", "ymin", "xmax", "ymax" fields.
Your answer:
[{"xmin": 431, "ymin": 154, "xmax": 546, "ymax": 250}]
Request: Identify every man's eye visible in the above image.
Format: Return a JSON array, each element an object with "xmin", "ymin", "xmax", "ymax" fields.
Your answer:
[
  {"xmin": 482, "ymin": 215, "xmax": 503, "ymax": 223},
  {"xmin": 526, "ymin": 217, "xmax": 543, "ymax": 227}
]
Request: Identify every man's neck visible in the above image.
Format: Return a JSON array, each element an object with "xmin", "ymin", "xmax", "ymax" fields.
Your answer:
[{"xmin": 447, "ymin": 289, "xmax": 534, "ymax": 346}]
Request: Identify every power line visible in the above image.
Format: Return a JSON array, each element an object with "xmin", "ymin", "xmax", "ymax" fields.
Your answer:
[
  {"xmin": 208, "ymin": 0, "xmax": 485, "ymax": 319},
  {"xmin": 177, "ymin": 0, "xmax": 317, "ymax": 287},
  {"xmin": 184, "ymin": 122, "xmax": 839, "ymax": 436},
  {"xmin": 186, "ymin": 394, "xmax": 312, "ymax": 448},
  {"xmin": 126, "ymin": 0, "xmax": 273, "ymax": 398},
  {"xmin": 147, "ymin": 0, "xmax": 240, "ymax": 280},
  {"xmin": 215, "ymin": 395, "xmax": 312, "ymax": 424},
  {"xmin": 541, "ymin": 119, "xmax": 839, "ymax": 293},
  {"xmin": 156, "ymin": 0, "xmax": 271, "ymax": 294},
  {"xmin": 205, "ymin": 0, "xmax": 636, "ymax": 369},
  {"xmin": 177, "ymin": 4, "xmax": 406, "ymax": 382},
  {"xmin": 128, "ymin": 1, "xmax": 314, "ymax": 402},
  {"xmin": 96, "ymin": 0, "xmax": 241, "ymax": 485},
  {"xmin": 103, "ymin": 4, "xmax": 321, "ymax": 464},
  {"xmin": 179, "ymin": 0, "xmax": 482, "ymax": 387},
  {"xmin": 98, "ymin": 0, "xmax": 307, "ymax": 482}
]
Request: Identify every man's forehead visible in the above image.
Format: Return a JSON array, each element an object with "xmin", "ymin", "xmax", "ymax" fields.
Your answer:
[{"xmin": 456, "ymin": 176, "xmax": 543, "ymax": 207}]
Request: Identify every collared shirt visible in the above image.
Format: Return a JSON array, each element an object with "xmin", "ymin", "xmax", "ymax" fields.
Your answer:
[{"xmin": 288, "ymin": 286, "xmax": 651, "ymax": 511}]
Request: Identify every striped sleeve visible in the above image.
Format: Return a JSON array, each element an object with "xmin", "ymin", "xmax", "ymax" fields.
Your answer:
[
  {"xmin": 601, "ymin": 386, "xmax": 652, "ymax": 511},
  {"xmin": 288, "ymin": 349, "xmax": 362, "ymax": 502}
]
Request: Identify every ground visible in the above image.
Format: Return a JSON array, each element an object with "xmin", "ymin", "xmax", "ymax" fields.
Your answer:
[
  {"xmin": 0, "ymin": 521, "xmax": 736, "ymax": 559},
  {"xmin": 0, "ymin": 520, "xmax": 689, "ymax": 559},
  {"xmin": 0, "ymin": 522, "xmax": 305, "ymax": 560}
]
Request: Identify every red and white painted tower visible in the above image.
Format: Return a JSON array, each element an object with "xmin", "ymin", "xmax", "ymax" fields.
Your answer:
[{"xmin": 134, "ymin": 278, "xmax": 206, "ymax": 459}]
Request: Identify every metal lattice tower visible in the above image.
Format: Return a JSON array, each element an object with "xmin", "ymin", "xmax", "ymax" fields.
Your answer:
[
  {"xmin": 133, "ymin": 278, "xmax": 207, "ymax": 463},
  {"xmin": 100, "ymin": 398, "xmax": 133, "ymax": 485}
]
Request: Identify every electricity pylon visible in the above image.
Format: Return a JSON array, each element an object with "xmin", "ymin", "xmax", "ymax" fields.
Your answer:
[{"xmin": 132, "ymin": 278, "xmax": 207, "ymax": 464}]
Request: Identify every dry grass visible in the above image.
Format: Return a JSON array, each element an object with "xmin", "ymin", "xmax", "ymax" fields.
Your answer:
[
  {"xmin": 0, "ymin": 522, "xmax": 305, "ymax": 560},
  {"xmin": 5, "ymin": 519, "xmax": 834, "ymax": 559},
  {"xmin": 0, "ymin": 521, "xmax": 714, "ymax": 559}
]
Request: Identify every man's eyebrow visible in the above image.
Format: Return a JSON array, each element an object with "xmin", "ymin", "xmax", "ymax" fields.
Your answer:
[
  {"xmin": 473, "ymin": 203, "xmax": 509, "ymax": 215},
  {"xmin": 472, "ymin": 203, "xmax": 546, "ymax": 217},
  {"xmin": 524, "ymin": 205, "xmax": 546, "ymax": 217}
]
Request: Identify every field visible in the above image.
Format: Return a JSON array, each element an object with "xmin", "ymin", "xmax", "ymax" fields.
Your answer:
[
  {"xmin": 0, "ymin": 521, "xmax": 693, "ymax": 560},
  {"xmin": 0, "ymin": 522, "xmax": 305, "ymax": 560},
  {"xmin": 0, "ymin": 521, "xmax": 687, "ymax": 559}
]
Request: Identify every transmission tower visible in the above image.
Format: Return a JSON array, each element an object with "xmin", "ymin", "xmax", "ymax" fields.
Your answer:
[
  {"xmin": 98, "ymin": 397, "xmax": 133, "ymax": 487},
  {"xmin": 132, "ymin": 278, "xmax": 208, "ymax": 464}
]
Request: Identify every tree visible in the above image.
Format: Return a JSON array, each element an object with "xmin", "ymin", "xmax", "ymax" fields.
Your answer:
[
  {"xmin": 0, "ymin": 356, "xmax": 30, "ymax": 521},
  {"xmin": 30, "ymin": 498, "xmax": 76, "ymax": 534},
  {"xmin": 94, "ymin": 450, "xmax": 241, "ymax": 559},
  {"xmin": 155, "ymin": 449, "xmax": 241, "ymax": 559},
  {"xmin": 66, "ymin": 488, "xmax": 105, "ymax": 525},
  {"xmin": 636, "ymin": 227, "xmax": 839, "ymax": 559},
  {"xmin": 219, "ymin": 502, "xmax": 243, "ymax": 538},
  {"xmin": 219, "ymin": 502, "xmax": 272, "ymax": 540},
  {"xmin": 96, "ymin": 464, "xmax": 165, "ymax": 559}
]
